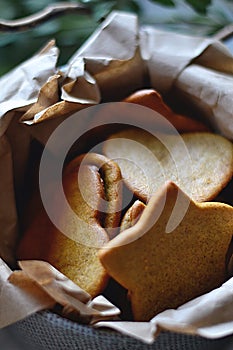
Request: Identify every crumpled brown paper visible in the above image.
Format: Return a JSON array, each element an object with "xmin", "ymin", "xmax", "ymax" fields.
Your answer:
[
  {"xmin": 68, "ymin": 11, "xmax": 145, "ymax": 101},
  {"xmin": 1, "ymin": 9, "xmax": 233, "ymax": 345},
  {"xmin": 0, "ymin": 40, "xmax": 58, "ymax": 126},
  {"xmin": 0, "ymin": 259, "xmax": 120, "ymax": 329},
  {"xmin": 140, "ymin": 25, "xmax": 233, "ymax": 92},
  {"xmin": 175, "ymin": 64, "xmax": 233, "ymax": 139},
  {"xmin": 4, "ymin": 257, "xmax": 233, "ymax": 344},
  {"xmin": 140, "ymin": 25, "xmax": 233, "ymax": 137},
  {"xmin": 0, "ymin": 40, "xmax": 59, "ymax": 265},
  {"xmin": 19, "ymin": 11, "xmax": 145, "ymax": 145},
  {"xmin": 20, "ymin": 11, "xmax": 233, "ymax": 143},
  {"xmin": 94, "ymin": 277, "xmax": 233, "ymax": 343},
  {"xmin": 0, "ymin": 258, "xmax": 54, "ymax": 329}
]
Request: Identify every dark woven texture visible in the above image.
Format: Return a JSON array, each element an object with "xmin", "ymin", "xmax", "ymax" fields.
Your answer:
[{"xmin": 7, "ymin": 310, "xmax": 228, "ymax": 350}]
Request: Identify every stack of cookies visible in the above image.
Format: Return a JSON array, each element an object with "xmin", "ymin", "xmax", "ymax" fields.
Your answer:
[{"xmin": 17, "ymin": 89, "xmax": 233, "ymax": 322}]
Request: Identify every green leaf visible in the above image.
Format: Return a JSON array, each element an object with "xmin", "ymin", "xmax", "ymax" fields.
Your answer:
[
  {"xmin": 115, "ymin": 0, "xmax": 141, "ymax": 13},
  {"xmin": 91, "ymin": 1, "xmax": 116, "ymax": 21},
  {"xmin": 149, "ymin": 0, "xmax": 175, "ymax": 7},
  {"xmin": 0, "ymin": 0, "xmax": 17, "ymax": 19},
  {"xmin": 32, "ymin": 20, "xmax": 60, "ymax": 37},
  {"xmin": 0, "ymin": 33, "xmax": 18, "ymax": 47},
  {"xmin": 79, "ymin": 0, "xmax": 100, "ymax": 3},
  {"xmin": 185, "ymin": 0, "xmax": 212, "ymax": 14}
]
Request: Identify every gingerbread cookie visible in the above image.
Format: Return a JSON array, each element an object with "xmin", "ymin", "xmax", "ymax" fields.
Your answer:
[
  {"xmin": 99, "ymin": 182, "xmax": 233, "ymax": 321},
  {"xmin": 103, "ymin": 129, "xmax": 233, "ymax": 202}
]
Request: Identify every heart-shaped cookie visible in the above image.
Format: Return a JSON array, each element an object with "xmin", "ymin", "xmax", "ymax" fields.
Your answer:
[{"xmin": 103, "ymin": 129, "xmax": 233, "ymax": 202}]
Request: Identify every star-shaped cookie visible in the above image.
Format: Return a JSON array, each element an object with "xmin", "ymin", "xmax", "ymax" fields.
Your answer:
[{"xmin": 99, "ymin": 181, "xmax": 233, "ymax": 321}]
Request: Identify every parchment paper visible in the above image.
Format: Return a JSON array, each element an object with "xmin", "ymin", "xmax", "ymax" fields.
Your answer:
[
  {"xmin": 0, "ymin": 259, "xmax": 120, "ymax": 329},
  {"xmin": 0, "ymin": 40, "xmax": 59, "ymax": 265}
]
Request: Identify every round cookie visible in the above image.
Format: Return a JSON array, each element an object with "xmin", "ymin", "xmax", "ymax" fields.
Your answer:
[
  {"xmin": 64, "ymin": 153, "xmax": 123, "ymax": 239},
  {"xmin": 123, "ymin": 89, "xmax": 208, "ymax": 133},
  {"xmin": 120, "ymin": 200, "xmax": 146, "ymax": 232},
  {"xmin": 103, "ymin": 129, "xmax": 233, "ymax": 202},
  {"xmin": 17, "ymin": 163, "xmax": 110, "ymax": 297}
]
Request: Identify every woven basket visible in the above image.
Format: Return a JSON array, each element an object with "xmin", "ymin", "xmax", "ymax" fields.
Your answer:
[{"xmin": 8, "ymin": 310, "xmax": 221, "ymax": 350}]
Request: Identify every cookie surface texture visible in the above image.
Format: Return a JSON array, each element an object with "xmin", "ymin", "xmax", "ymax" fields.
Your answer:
[
  {"xmin": 17, "ymin": 163, "xmax": 109, "ymax": 297},
  {"xmin": 123, "ymin": 89, "xmax": 208, "ymax": 133},
  {"xmin": 99, "ymin": 182, "xmax": 233, "ymax": 321},
  {"xmin": 103, "ymin": 129, "xmax": 233, "ymax": 202},
  {"xmin": 64, "ymin": 153, "xmax": 123, "ymax": 239},
  {"xmin": 120, "ymin": 200, "xmax": 146, "ymax": 232}
]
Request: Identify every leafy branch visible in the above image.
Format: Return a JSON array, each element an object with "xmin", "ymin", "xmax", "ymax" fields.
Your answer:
[
  {"xmin": 0, "ymin": 0, "xmax": 231, "ymax": 76},
  {"xmin": 149, "ymin": 0, "xmax": 212, "ymax": 14},
  {"xmin": 80, "ymin": 0, "xmax": 212, "ymax": 15}
]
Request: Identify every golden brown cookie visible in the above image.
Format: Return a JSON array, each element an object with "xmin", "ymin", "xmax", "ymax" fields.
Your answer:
[
  {"xmin": 103, "ymin": 129, "xmax": 233, "ymax": 202},
  {"xmin": 123, "ymin": 89, "xmax": 208, "ymax": 133},
  {"xmin": 120, "ymin": 200, "xmax": 146, "ymax": 232},
  {"xmin": 64, "ymin": 153, "xmax": 123, "ymax": 239},
  {"xmin": 17, "ymin": 163, "xmax": 110, "ymax": 297},
  {"xmin": 99, "ymin": 182, "xmax": 233, "ymax": 321}
]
